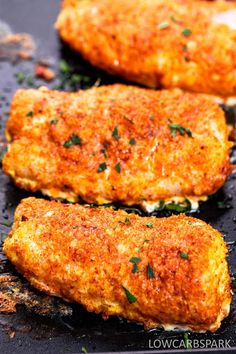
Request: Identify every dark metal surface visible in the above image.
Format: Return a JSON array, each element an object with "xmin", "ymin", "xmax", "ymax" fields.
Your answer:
[{"xmin": 0, "ymin": 1, "xmax": 236, "ymax": 353}]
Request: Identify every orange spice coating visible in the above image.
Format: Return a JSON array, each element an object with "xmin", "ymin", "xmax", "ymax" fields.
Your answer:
[
  {"xmin": 3, "ymin": 84, "xmax": 232, "ymax": 208},
  {"xmin": 3, "ymin": 197, "xmax": 231, "ymax": 332},
  {"xmin": 56, "ymin": 0, "xmax": 236, "ymax": 97}
]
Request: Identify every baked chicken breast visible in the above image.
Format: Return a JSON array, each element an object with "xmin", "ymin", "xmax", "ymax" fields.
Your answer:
[
  {"xmin": 56, "ymin": 0, "xmax": 236, "ymax": 99},
  {"xmin": 3, "ymin": 197, "xmax": 231, "ymax": 332},
  {"xmin": 3, "ymin": 85, "xmax": 232, "ymax": 211}
]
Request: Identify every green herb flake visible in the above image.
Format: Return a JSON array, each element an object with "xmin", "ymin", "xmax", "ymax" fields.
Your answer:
[
  {"xmin": 169, "ymin": 123, "xmax": 192, "ymax": 138},
  {"xmin": 97, "ymin": 162, "xmax": 107, "ymax": 173},
  {"xmin": 50, "ymin": 119, "xmax": 59, "ymax": 125},
  {"xmin": 63, "ymin": 133, "xmax": 82, "ymax": 148},
  {"xmin": 217, "ymin": 201, "xmax": 227, "ymax": 209},
  {"xmin": 188, "ymin": 221, "xmax": 193, "ymax": 225},
  {"xmin": 122, "ymin": 286, "xmax": 137, "ymax": 304},
  {"xmin": 115, "ymin": 162, "xmax": 121, "ymax": 173},
  {"xmin": 129, "ymin": 257, "xmax": 142, "ymax": 273},
  {"xmin": 16, "ymin": 72, "xmax": 25, "ymax": 84},
  {"xmin": 26, "ymin": 111, "xmax": 34, "ymax": 117},
  {"xmin": 145, "ymin": 222, "xmax": 153, "ymax": 228},
  {"xmin": 157, "ymin": 200, "xmax": 165, "ymax": 210},
  {"xmin": 130, "ymin": 257, "xmax": 141, "ymax": 264},
  {"xmin": 182, "ymin": 28, "xmax": 192, "ymax": 37},
  {"xmin": 81, "ymin": 346, "xmax": 88, "ymax": 354},
  {"xmin": 137, "ymin": 246, "xmax": 143, "ymax": 253},
  {"xmin": 147, "ymin": 263, "xmax": 155, "ymax": 279},
  {"xmin": 26, "ymin": 76, "xmax": 34, "ymax": 86},
  {"xmin": 159, "ymin": 22, "xmax": 169, "ymax": 30},
  {"xmin": 100, "ymin": 148, "xmax": 107, "ymax": 158},
  {"xmin": 119, "ymin": 217, "xmax": 131, "ymax": 225},
  {"xmin": 131, "ymin": 263, "xmax": 139, "ymax": 273},
  {"xmin": 59, "ymin": 59, "xmax": 71, "ymax": 73},
  {"xmin": 112, "ymin": 126, "xmax": 120, "ymax": 140},
  {"xmin": 180, "ymin": 252, "xmax": 189, "ymax": 259},
  {"xmin": 149, "ymin": 115, "xmax": 155, "ymax": 121},
  {"xmin": 129, "ymin": 138, "xmax": 136, "ymax": 145},
  {"xmin": 170, "ymin": 16, "xmax": 181, "ymax": 23}
]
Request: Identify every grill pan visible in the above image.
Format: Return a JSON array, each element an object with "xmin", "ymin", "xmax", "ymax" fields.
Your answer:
[{"xmin": 0, "ymin": 1, "xmax": 236, "ymax": 353}]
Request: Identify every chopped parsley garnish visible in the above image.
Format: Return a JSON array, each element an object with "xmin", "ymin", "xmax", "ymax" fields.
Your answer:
[
  {"xmin": 130, "ymin": 257, "xmax": 141, "ymax": 273},
  {"xmin": 130, "ymin": 257, "xmax": 141, "ymax": 263},
  {"xmin": 149, "ymin": 115, "xmax": 155, "ymax": 121},
  {"xmin": 122, "ymin": 286, "xmax": 137, "ymax": 303},
  {"xmin": 26, "ymin": 111, "xmax": 34, "ymax": 117},
  {"xmin": 16, "ymin": 72, "xmax": 26, "ymax": 84},
  {"xmin": 217, "ymin": 201, "xmax": 228, "ymax": 209},
  {"xmin": 71, "ymin": 73, "xmax": 90, "ymax": 84},
  {"xmin": 182, "ymin": 28, "xmax": 192, "ymax": 37},
  {"xmin": 147, "ymin": 263, "xmax": 155, "ymax": 279},
  {"xmin": 63, "ymin": 133, "xmax": 82, "ymax": 148},
  {"xmin": 180, "ymin": 252, "xmax": 189, "ymax": 259},
  {"xmin": 50, "ymin": 119, "xmax": 59, "ymax": 125},
  {"xmin": 145, "ymin": 222, "xmax": 153, "ymax": 228},
  {"xmin": 169, "ymin": 123, "xmax": 192, "ymax": 138},
  {"xmin": 112, "ymin": 126, "xmax": 120, "ymax": 140},
  {"xmin": 129, "ymin": 138, "xmax": 136, "ymax": 145},
  {"xmin": 188, "ymin": 221, "xmax": 193, "ymax": 225},
  {"xmin": 170, "ymin": 16, "xmax": 181, "ymax": 24},
  {"xmin": 81, "ymin": 346, "xmax": 88, "ymax": 354},
  {"xmin": 26, "ymin": 76, "xmax": 34, "ymax": 86},
  {"xmin": 119, "ymin": 217, "xmax": 131, "ymax": 225},
  {"xmin": 159, "ymin": 22, "xmax": 169, "ymax": 30},
  {"xmin": 100, "ymin": 148, "xmax": 107, "ymax": 158},
  {"xmin": 115, "ymin": 162, "xmax": 121, "ymax": 173},
  {"xmin": 59, "ymin": 59, "xmax": 71, "ymax": 73},
  {"xmin": 97, "ymin": 162, "xmax": 107, "ymax": 173}
]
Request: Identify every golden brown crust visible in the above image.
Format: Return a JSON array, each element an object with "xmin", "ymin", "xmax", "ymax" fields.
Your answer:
[
  {"xmin": 56, "ymin": 0, "xmax": 236, "ymax": 97},
  {"xmin": 3, "ymin": 85, "xmax": 232, "ymax": 206},
  {"xmin": 3, "ymin": 197, "xmax": 231, "ymax": 332}
]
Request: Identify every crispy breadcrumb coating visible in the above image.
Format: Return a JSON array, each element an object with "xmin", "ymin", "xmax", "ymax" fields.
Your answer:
[
  {"xmin": 3, "ymin": 85, "xmax": 232, "ymax": 209},
  {"xmin": 3, "ymin": 197, "xmax": 231, "ymax": 332},
  {"xmin": 56, "ymin": 0, "xmax": 236, "ymax": 98}
]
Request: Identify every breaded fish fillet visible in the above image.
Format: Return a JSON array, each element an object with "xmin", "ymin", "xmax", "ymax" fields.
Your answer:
[
  {"xmin": 56, "ymin": 0, "xmax": 236, "ymax": 98},
  {"xmin": 3, "ymin": 197, "xmax": 231, "ymax": 332},
  {"xmin": 3, "ymin": 85, "xmax": 232, "ymax": 211}
]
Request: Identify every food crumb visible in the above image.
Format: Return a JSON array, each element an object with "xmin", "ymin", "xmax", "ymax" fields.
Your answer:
[{"xmin": 35, "ymin": 64, "xmax": 55, "ymax": 81}]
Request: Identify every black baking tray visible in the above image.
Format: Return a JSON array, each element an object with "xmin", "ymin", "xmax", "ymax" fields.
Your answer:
[{"xmin": 0, "ymin": 1, "xmax": 236, "ymax": 353}]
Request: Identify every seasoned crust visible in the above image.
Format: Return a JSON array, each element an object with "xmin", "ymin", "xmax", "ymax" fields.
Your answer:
[
  {"xmin": 3, "ymin": 197, "xmax": 231, "ymax": 332},
  {"xmin": 56, "ymin": 0, "xmax": 236, "ymax": 97},
  {"xmin": 2, "ymin": 85, "xmax": 233, "ymax": 207}
]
